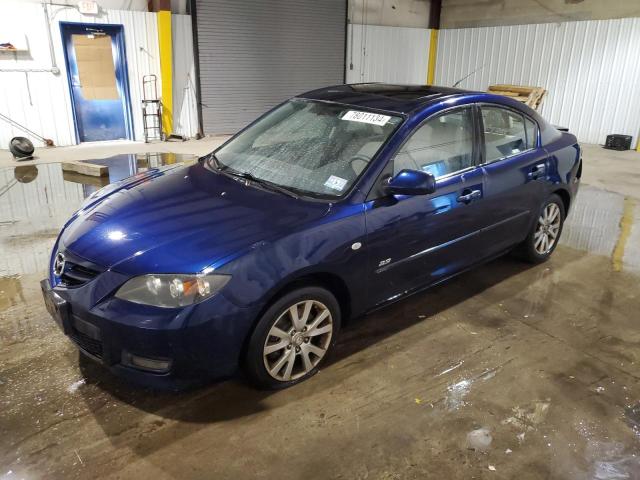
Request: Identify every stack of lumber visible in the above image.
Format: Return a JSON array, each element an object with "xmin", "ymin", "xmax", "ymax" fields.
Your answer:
[{"xmin": 487, "ymin": 85, "xmax": 547, "ymax": 110}]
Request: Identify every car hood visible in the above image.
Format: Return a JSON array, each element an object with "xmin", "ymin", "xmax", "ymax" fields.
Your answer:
[{"xmin": 60, "ymin": 162, "xmax": 330, "ymax": 274}]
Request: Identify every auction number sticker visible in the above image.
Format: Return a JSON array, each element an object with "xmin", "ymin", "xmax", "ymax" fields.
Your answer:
[
  {"xmin": 324, "ymin": 175, "xmax": 348, "ymax": 191},
  {"xmin": 341, "ymin": 110, "xmax": 391, "ymax": 126}
]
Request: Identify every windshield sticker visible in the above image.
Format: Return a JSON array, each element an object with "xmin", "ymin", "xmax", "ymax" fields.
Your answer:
[
  {"xmin": 341, "ymin": 110, "xmax": 391, "ymax": 126},
  {"xmin": 324, "ymin": 175, "xmax": 348, "ymax": 191}
]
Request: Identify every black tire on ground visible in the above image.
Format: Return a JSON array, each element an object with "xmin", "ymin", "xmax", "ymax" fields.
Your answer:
[
  {"xmin": 9, "ymin": 136, "xmax": 35, "ymax": 158},
  {"xmin": 243, "ymin": 286, "xmax": 341, "ymax": 390},
  {"xmin": 518, "ymin": 193, "xmax": 566, "ymax": 264}
]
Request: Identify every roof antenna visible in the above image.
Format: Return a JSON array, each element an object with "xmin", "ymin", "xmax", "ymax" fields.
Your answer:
[{"xmin": 452, "ymin": 65, "xmax": 484, "ymax": 88}]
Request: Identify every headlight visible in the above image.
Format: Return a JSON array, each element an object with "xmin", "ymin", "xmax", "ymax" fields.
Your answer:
[{"xmin": 114, "ymin": 274, "xmax": 230, "ymax": 307}]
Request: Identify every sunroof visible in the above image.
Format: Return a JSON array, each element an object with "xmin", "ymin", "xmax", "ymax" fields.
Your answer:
[{"xmin": 349, "ymin": 84, "xmax": 445, "ymax": 100}]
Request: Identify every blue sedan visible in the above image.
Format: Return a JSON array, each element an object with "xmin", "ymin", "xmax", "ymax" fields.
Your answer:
[{"xmin": 41, "ymin": 84, "xmax": 581, "ymax": 389}]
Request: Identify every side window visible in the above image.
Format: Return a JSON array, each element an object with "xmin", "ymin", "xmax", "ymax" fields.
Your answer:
[
  {"xmin": 393, "ymin": 107, "xmax": 475, "ymax": 178},
  {"xmin": 481, "ymin": 106, "xmax": 528, "ymax": 163},
  {"xmin": 525, "ymin": 117, "xmax": 538, "ymax": 148}
]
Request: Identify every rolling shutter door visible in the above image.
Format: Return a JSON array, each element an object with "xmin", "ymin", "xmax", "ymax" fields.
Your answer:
[{"xmin": 194, "ymin": 0, "xmax": 346, "ymax": 134}]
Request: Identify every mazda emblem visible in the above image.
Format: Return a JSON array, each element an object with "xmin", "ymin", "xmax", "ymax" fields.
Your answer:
[{"xmin": 53, "ymin": 252, "xmax": 66, "ymax": 277}]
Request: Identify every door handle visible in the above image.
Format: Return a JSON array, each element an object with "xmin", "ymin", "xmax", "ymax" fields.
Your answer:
[
  {"xmin": 527, "ymin": 163, "xmax": 546, "ymax": 180},
  {"xmin": 457, "ymin": 189, "xmax": 482, "ymax": 204}
]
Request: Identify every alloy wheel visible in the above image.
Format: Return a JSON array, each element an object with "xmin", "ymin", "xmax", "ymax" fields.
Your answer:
[
  {"xmin": 534, "ymin": 202, "xmax": 561, "ymax": 255},
  {"xmin": 263, "ymin": 300, "xmax": 333, "ymax": 381}
]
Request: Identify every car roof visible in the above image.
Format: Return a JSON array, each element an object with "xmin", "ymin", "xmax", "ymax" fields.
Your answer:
[{"xmin": 298, "ymin": 83, "xmax": 482, "ymax": 115}]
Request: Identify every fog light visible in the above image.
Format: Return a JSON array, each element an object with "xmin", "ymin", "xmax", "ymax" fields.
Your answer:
[{"xmin": 121, "ymin": 351, "xmax": 172, "ymax": 373}]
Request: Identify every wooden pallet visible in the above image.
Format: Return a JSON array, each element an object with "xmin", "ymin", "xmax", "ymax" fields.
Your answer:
[{"xmin": 487, "ymin": 84, "xmax": 547, "ymax": 110}]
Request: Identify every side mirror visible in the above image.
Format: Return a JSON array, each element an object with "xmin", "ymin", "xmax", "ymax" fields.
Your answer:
[{"xmin": 383, "ymin": 169, "xmax": 436, "ymax": 196}]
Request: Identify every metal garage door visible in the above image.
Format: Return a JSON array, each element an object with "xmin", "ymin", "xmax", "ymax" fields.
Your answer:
[{"xmin": 194, "ymin": 0, "xmax": 346, "ymax": 134}]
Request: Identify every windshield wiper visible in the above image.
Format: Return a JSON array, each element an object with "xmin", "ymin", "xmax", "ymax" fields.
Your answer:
[
  {"xmin": 221, "ymin": 167, "xmax": 300, "ymax": 199},
  {"xmin": 203, "ymin": 152, "xmax": 222, "ymax": 170}
]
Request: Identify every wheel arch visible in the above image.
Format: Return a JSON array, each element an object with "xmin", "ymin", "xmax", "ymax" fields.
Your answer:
[
  {"xmin": 552, "ymin": 187, "xmax": 571, "ymax": 214},
  {"xmin": 239, "ymin": 271, "xmax": 353, "ymax": 359},
  {"xmin": 260, "ymin": 272, "xmax": 352, "ymax": 323}
]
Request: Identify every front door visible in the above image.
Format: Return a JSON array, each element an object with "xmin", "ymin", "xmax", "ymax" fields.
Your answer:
[
  {"xmin": 61, "ymin": 23, "xmax": 133, "ymax": 142},
  {"xmin": 365, "ymin": 106, "xmax": 490, "ymax": 307}
]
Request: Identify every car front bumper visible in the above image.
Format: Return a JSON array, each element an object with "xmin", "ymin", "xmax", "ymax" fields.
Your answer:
[{"xmin": 41, "ymin": 278, "xmax": 258, "ymax": 390}]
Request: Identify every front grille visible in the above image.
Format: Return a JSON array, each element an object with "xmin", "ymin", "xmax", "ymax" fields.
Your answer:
[
  {"xmin": 61, "ymin": 263, "xmax": 101, "ymax": 286},
  {"xmin": 57, "ymin": 251, "xmax": 104, "ymax": 288},
  {"xmin": 69, "ymin": 328, "xmax": 103, "ymax": 358}
]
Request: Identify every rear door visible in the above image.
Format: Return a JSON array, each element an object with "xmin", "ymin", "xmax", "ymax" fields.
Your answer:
[
  {"xmin": 364, "ymin": 105, "xmax": 490, "ymax": 307},
  {"xmin": 478, "ymin": 105, "xmax": 548, "ymax": 255}
]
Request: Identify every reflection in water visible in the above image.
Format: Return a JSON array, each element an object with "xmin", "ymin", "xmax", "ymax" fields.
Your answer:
[
  {"xmin": 0, "ymin": 275, "xmax": 25, "ymax": 312},
  {"xmin": 561, "ymin": 186, "xmax": 625, "ymax": 256},
  {"xmin": 82, "ymin": 152, "xmax": 185, "ymax": 187},
  {"xmin": 561, "ymin": 185, "xmax": 639, "ymax": 274},
  {"xmin": 0, "ymin": 153, "xmax": 198, "ymax": 278},
  {"xmin": 14, "ymin": 165, "xmax": 38, "ymax": 184}
]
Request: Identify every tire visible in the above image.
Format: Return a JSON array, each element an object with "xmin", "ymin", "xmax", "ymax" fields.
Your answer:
[
  {"xmin": 244, "ymin": 286, "xmax": 341, "ymax": 389},
  {"xmin": 518, "ymin": 193, "xmax": 566, "ymax": 263},
  {"xmin": 9, "ymin": 136, "xmax": 35, "ymax": 158}
]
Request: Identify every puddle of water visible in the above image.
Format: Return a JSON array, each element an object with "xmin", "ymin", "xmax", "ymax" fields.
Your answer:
[
  {"xmin": 81, "ymin": 152, "xmax": 193, "ymax": 185},
  {"xmin": 466, "ymin": 427, "xmax": 493, "ymax": 452},
  {"xmin": 0, "ymin": 153, "xmax": 197, "ymax": 278},
  {"xmin": 502, "ymin": 400, "xmax": 551, "ymax": 431},
  {"xmin": 445, "ymin": 378, "xmax": 472, "ymax": 410},
  {"xmin": 586, "ymin": 440, "xmax": 640, "ymax": 480},
  {"xmin": 624, "ymin": 403, "xmax": 640, "ymax": 439},
  {"xmin": 561, "ymin": 185, "xmax": 640, "ymax": 274},
  {"xmin": 561, "ymin": 186, "xmax": 625, "ymax": 256},
  {"xmin": 0, "ymin": 275, "xmax": 24, "ymax": 312}
]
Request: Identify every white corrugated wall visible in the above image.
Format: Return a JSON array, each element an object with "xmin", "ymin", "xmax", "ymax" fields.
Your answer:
[
  {"xmin": 346, "ymin": 24, "xmax": 431, "ymax": 84},
  {"xmin": 0, "ymin": 1, "xmax": 161, "ymax": 148},
  {"xmin": 172, "ymin": 14, "xmax": 199, "ymax": 138},
  {"xmin": 435, "ymin": 18, "xmax": 640, "ymax": 147}
]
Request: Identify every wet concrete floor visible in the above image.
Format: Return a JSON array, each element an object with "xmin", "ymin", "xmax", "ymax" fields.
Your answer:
[{"xmin": 1, "ymin": 155, "xmax": 639, "ymax": 479}]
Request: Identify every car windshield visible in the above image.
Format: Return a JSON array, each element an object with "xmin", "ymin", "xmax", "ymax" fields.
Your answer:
[{"xmin": 211, "ymin": 99, "xmax": 403, "ymax": 198}]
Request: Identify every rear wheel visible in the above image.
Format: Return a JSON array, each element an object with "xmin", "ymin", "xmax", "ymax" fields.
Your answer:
[
  {"xmin": 244, "ymin": 286, "xmax": 340, "ymax": 389},
  {"xmin": 519, "ymin": 193, "xmax": 565, "ymax": 263}
]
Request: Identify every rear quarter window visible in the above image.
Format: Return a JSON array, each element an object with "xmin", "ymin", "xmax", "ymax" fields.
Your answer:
[{"xmin": 525, "ymin": 117, "xmax": 538, "ymax": 148}]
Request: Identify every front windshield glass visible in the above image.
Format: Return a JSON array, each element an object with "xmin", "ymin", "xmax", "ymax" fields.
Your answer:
[{"xmin": 212, "ymin": 99, "xmax": 403, "ymax": 198}]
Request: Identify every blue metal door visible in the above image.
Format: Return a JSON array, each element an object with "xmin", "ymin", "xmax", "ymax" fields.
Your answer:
[{"xmin": 61, "ymin": 23, "xmax": 133, "ymax": 142}]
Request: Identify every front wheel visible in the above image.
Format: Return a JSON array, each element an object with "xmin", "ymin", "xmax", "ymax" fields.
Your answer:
[
  {"xmin": 519, "ymin": 194, "xmax": 566, "ymax": 263},
  {"xmin": 243, "ymin": 286, "xmax": 341, "ymax": 389}
]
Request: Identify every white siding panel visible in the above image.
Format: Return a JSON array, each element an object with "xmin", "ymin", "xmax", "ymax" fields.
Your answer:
[
  {"xmin": 435, "ymin": 18, "xmax": 640, "ymax": 147},
  {"xmin": 172, "ymin": 14, "xmax": 198, "ymax": 138},
  {"xmin": 346, "ymin": 24, "xmax": 430, "ymax": 85},
  {"xmin": 0, "ymin": 1, "xmax": 161, "ymax": 147}
]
